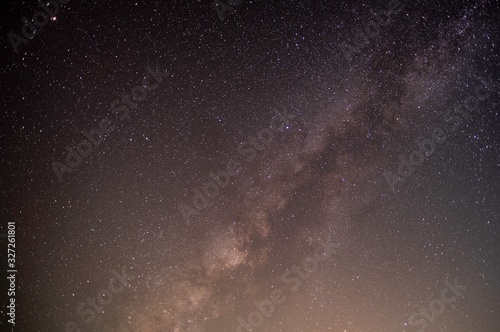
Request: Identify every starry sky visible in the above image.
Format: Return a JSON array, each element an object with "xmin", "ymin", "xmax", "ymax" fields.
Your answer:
[{"xmin": 0, "ymin": 0, "xmax": 499, "ymax": 331}]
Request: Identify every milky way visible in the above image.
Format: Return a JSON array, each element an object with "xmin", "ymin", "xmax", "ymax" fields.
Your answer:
[{"xmin": 1, "ymin": 0, "xmax": 499, "ymax": 332}]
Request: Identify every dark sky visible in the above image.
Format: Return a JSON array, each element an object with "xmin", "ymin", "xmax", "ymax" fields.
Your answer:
[{"xmin": 0, "ymin": 0, "xmax": 499, "ymax": 331}]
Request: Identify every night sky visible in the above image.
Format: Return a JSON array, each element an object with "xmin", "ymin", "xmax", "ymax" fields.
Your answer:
[{"xmin": 0, "ymin": 0, "xmax": 499, "ymax": 331}]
